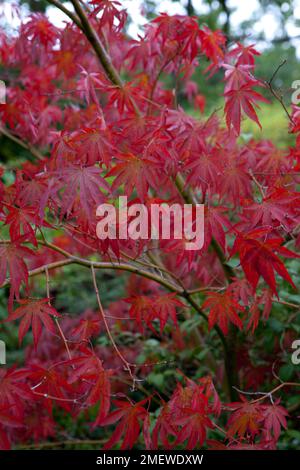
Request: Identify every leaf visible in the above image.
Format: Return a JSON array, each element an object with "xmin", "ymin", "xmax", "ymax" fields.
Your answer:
[
  {"xmin": 152, "ymin": 402, "xmax": 178, "ymax": 450},
  {"xmin": 242, "ymin": 188, "xmax": 300, "ymax": 233},
  {"xmin": 125, "ymin": 293, "xmax": 184, "ymax": 334},
  {"xmin": 107, "ymin": 152, "xmax": 160, "ymax": 200},
  {"xmin": 4, "ymin": 205, "xmax": 40, "ymax": 246},
  {"xmin": 72, "ymin": 124, "xmax": 115, "ymax": 167},
  {"xmin": 226, "ymin": 400, "xmax": 263, "ymax": 438},
  {"xmin": 71, "ymin": 318, "xmax": 101, "ymax": 341},
  {"xmin": 230, "ymin": 228, "xmax": 299, "ymax": 296},
  {"xmin": 175, "ymin": 404, "xmax": 213, "ymax": 449},
  {"xmin": 67, "ymin": 350, "xmax": 112, "ymax": 426},
  {"xmin": 199, "ymin": 26, "xmax": 226, "ymax": 64},
  {"xmin": 56, "ymin": 164, "xmax": 110, "ymax": 221},
  {"xmin": 0, "ymin": 368, "xmax": 32, "ymax": 412},
  {"xmin": 0, "ymin": 240, "xmax": 34, "ymax": 308},
  {"xmin": 89, "ymin": 0, "xmax": 126, "ymax": 30},
  {"xmin": 100, "ymin": 398, "xmax": 150, "ymax": 450},
  {"xmin": 6, "ymin": 298, "xmax": 60, "ymax": 348},
  {"xmin": 224, "ymin": 82, "xmax": 269, "ymax": 135},
  {"xmin": 0, "ymin": 407, "xmax": 22, "ymax": 428},
  {"xmin": 203, "ymin": 290, "xmax": 244, "ymax": 335},
  {"xmin": 26, "ymin": 365, "xmax": 73, "ymax": 411},
  {"xmin": 262, "ymin": 402, "xmax": 288, "ymax": 440},
  {"xmin": 151, "ymin": 293, "xmax": 184, "ymax": 333}
]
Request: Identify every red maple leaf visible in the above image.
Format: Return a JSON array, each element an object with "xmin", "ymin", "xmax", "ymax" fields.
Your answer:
[
  {"xmin": 0, "ymin": 240, "xmax": 34, "ymax": 307},
  {"xmin": 226, "ymin": 400, "xmax": 263, "ymax": 438},
  {"xmin": 100, "ymin": 398, "xmax": 150, "ymax": 450},
  {"xmin": 199, "ymin": 26, "xmax": 226, "ymax": 64},
  {"xmin": 0, "ymin": 368, "xmax": 32, "ymax": 412},
  {"xmin": 72, "ymin": 125, "xmax": 115, "ymax": 167},
  {"xmin": 6, "ymin": 298, "xmax": 60, "ymax": 348},
  {"xmin": 175, "ymin": 403, "xmax": 213, "ymax": 449},
  {"xmin": 203, "ymin": 290, "xmax": 244, "ymax": 335},
  {"xmin": 27, "ymin": 365, "xmax": 73, "ymax": 411},
  {"xmin": 262, "ymin": 402, "xmax": 288, "ymax": 440},
  {"xmin": 107, "ymin": 153, "xmax": 159, "ymax": 200},
  {"xmin": 125, "ymin": 293, "xmax": 183, "ymax": 333},
  {"xmin": 152, "ymin": 402, "xmax": 178, "ymax": 450},
  {"xmin": 71, "ymin": 318, "xmax": 101, "ymax": 342},
  {"xmin": 67, "ymin": 350, "xmax": 112, "ymax": 426},
  {"xmin": 56, "ymin": 164, "xmax": 110, "ymax": 221},
  {"xmin": 224, "ymin": 82, "xmax": 269, "ymax": 135},
  {"xmin": 230, "ymin": 228, "xmax": 299, "ymax": 296}
]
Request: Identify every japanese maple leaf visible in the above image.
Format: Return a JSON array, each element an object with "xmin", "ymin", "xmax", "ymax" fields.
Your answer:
[
  {"xmin": 185, "ymin": 150, "xmax": 220, "ymax": 192},
  {"xmin": 27, "ymin": 365, "xmax": 73, "ymax": 411},
  {"xmin": 230, "ymin": 228, "xmax": 299, "ymax": 296},
  {"xmin": 242, "ymin": 188, "xmax": 300, "ymax": 233},
  {"xmin": 152, "ymin": 293, "xmax": 184, "ymax": 333},
  {"xmin": 199, "ymin": 26, "xmax": 226, "ymax": 64},
  {"xmin": 72, "ymin": 125, "xmax": 115, "ymax": 167},
  {"xmin": 4, "ymin": 204, "xmax": 51, "ymax": 247},
  {"xmin": 0, "ymin": 240, "xmax": 34, "ymax": 307},
  {"xmin": 175, "ymin": 405, "xmax": 213, "ymax": 449},
  {"xmin": 125, "ymin": 295, "xmax": 154, "ymax": 333},
  {"xmin": 107, "ymin": 153, "xmax": 159, "ymax": 200},
  {"xmin": 0, "ymin": 406, "xmax": 22, "ymax": 449},
  {"xmin": 67, "ymin": 350, "xmax": 112, "ymax": 425},
  {"xmin": 227, "ymin": 42, "xmax": 260, "ymax": 66},
  {"xmin": 203, "ymin": 290, "xmax": 244, "ymax": 335},
  {"xmin": 0, "ymin": 406, "xmax": 22, "ymax": 428},
  {"xmin": 202, "ymin": 206, "xmax": 229, "ymax": 252},
  {"xmin": 56, "ymin": 164, "xmax": 110, "ymax": 221},
  {"xmin": 176, "ymin": 18, "xmax": 201, "ymax": 61},
  {"xmin": 107, "ymin": 82, "xmax": 142, "ymax": 114},
  {"xmin": 224, "ymin": 82, "xmax": 269, "ymax": 135},
  {"xmin": 262, "ymin": 402, "xmax": 288, "ymax": 440},
  {"xmin": 6, "ymin": 298, "xmax": 60, "ymax": 348},
  {"xmin": 125, "ymin": 293, "xmax": 183, "ymax": 334},
  {"xmin": 100, "ymin": 398, "xmax": 150, "ymax": 450},
  {"xmin": 0, "ymin": 368, "xmax": 32, "ymax": 412},
  {"xmin": 89, "ymin": 0, "xmax": 126, "ymax": 30},
  {"xmin": 198, "ymin": 376, "xmax": 221, "ymax": 417},
  {"xmin": 22, "ymin": 13, "xmax": 58, "ymax": 47},
  {"xmin": 247, "ymin": 289, "xmax": 273, "ymax": 333},
  {"xmin": 223, "ymin": 63, "xmax": 258, "ymax": 93},
  {"xmin": 71, "ymin": 318, "xmax": 101, "ymax": 342},
  {"xmin": 218, "ymin": 155, "xmax": 252, "ymax": 203},
  {"xmin": 88, "ymin": 371, "xmax": 112, "ymax": 427},
  {"xmin": 152, "ymin": 402, "xmax": 178, "ymax": 450},
  {"xmin": 226, "ymin": 400, "xmax": 263, "ymax": 438}
]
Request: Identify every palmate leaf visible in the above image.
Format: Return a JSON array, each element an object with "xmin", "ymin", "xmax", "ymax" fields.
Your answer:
[
  {"xmin": 6, "ymin": 298, "xmax": 60, "ymax": 348},
  {"xmin": 66, "ymin": 350, "xmax": 112, "ymax": 426},
  {"xmin": 100, "ymin": 398, "xmax": 150, "ymax": 450},
  {"xmin": 107, "ymin": 152, "xmax": 160, "ymax": 200},
  {"xmin": 55, "ymin": 164, "xmax": 110, "ymax": 221},
  {"xmin": 203, "ymin": 290, "xmax": 244, "ymax": 335},
  {"xmin": 175, "ymin": 406, "xmax": 213, "ymax": 449},
  {"xmin": 71, "ymin": 125, "xmax": 115, "ymax": 167},
  {"xmin": 0, "ymin": 240, "xmax": 34, "ymax": 308},
  {"xmin": 0, "ymin": 368, "xmax": 32, "ymax": 411},
  {"xmin": 226, "ymin": 400, "xmax": 262, "ymax": 439},
  {"xmin": 26, "ymin": 365, "xmax": 73, "ymax": 412},
  {"xmin": 262, "ymin": 402, "xmax": 288, "ymax": 440},
  {"xmin": 125, "ymin": 293, "xmax": 184, "ymax": 334},
  {"xmin": 224, "ymin": 82, "xmax": 269, "ymax": 135},
  {"xmin": 231, "ymin": 228, "xmax": 299, "ymax": 296}
]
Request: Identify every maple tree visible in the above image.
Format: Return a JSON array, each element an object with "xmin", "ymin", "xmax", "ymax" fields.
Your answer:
[{"xmin": 0, "ymin": 0, "xmax": 299, "ymax": 451}]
